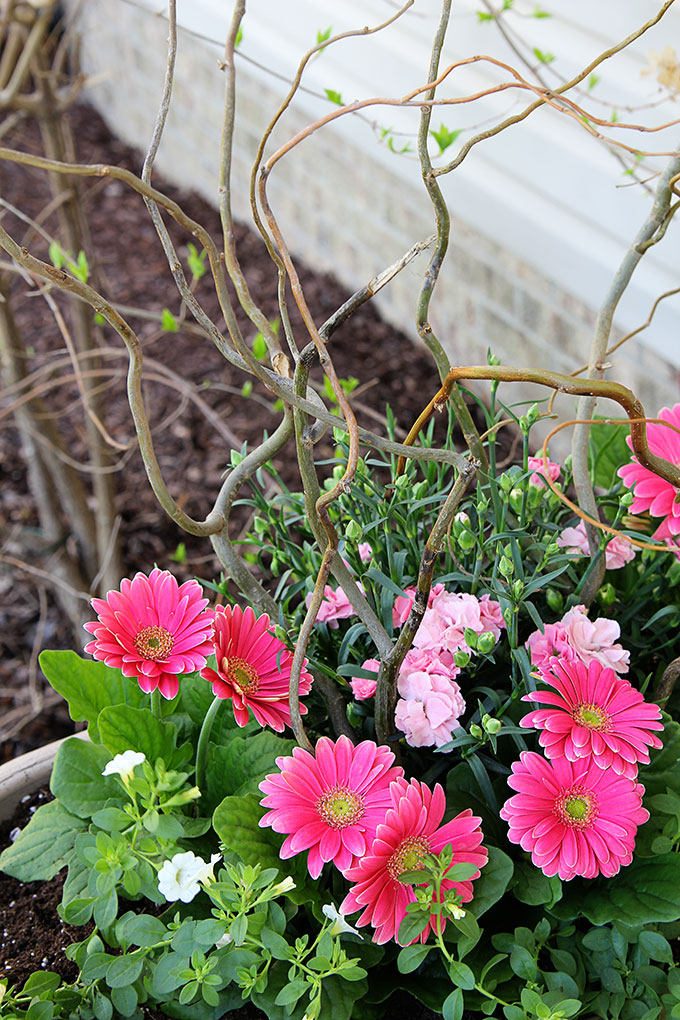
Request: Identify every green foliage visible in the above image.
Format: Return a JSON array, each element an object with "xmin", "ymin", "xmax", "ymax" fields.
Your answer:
[
  {"xmin": 0, "ymin": 800, "xmax": 85, "ymax": 881},
  {"xmin": 186, "ymin": 242, "xmax": 207, "ymax": 281},
  {"xmin": 161, "ymin": 307, "xmax": 179, "ymax": 332},
  {"xmin": 324, "ymin": 88, "xmax": 343, "ymax": 105},
  {"xmin": 431, "ymin": 125, "xmax": 462, "ymax": 155},
  {"xmin": 533, "ymin": 47, "xmax": 555, "ymax": 64}
]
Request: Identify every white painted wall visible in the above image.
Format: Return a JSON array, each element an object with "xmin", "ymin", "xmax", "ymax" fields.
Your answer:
[{"xmin": 64, "ymin": 0, "xmax": 680, "ymax": 426}]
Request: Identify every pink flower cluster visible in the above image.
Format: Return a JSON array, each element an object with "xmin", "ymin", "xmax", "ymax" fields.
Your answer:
[
  {"xmin": 526, "ymin": 604, "xmax": 630, "ymax": 675},
  {"xmin": 352, "ymin": 585, "xmax": 505, "ymax": 750},
  {"xmin": 527, "ymin": 455, "xmax": 561, "ymax": 489},
  {"xmin": 259, "ymin": 735, "xmax": 487, "ymax": 944},
  {"xmin": 501, "ymin": 651, "xmax": 663, "ymax": 881},
  {"xmin": 557, "ymin": 520, "xmax": 636, "ymax": 570},
  {"xmin": 85, "ymin": 570, "xmax": 313, "ymax": 731}
]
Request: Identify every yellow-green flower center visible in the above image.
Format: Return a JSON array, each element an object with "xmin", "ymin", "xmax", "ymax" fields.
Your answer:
[
  {"xmin": 134, "ymin": 625, "xmax": 173, "ymax": 661},
  {"xmin": 220, "ymin": 656, "xmax": 259, "ymax": 694},
  {"xmin": 387, "ymin": 836, "xmax": 431, "ymax": 881},
  {"xmin": 572, "ymin": 702, "xmax": 611, "ymax": 732},
  {"xmin": 316, "ymin": 786, "xmax": 364, "ymax": 829},
  {"xmin": 555, "ymin": 785, "xmax": 597, "ymax": 828}
]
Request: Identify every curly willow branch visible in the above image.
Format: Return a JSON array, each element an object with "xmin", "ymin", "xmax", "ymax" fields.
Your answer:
[{"xmin": 397, "ymin": 365, "xmax": 680, "ymax": 492}]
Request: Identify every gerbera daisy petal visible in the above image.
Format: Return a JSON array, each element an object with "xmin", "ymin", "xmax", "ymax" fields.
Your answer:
[
  {"xmin": 259, "ymin": 736, "xmax": 403, "ymax": 879},
  {"xmin": 201, "ymin": 604, "xmax": 313, "ymax": 731},
  {"xmin": 84, "ymin": 570, "xmax": 214, "ymax": 699},
  {"xmin": 520, "ymin": 659, "xmax": 662, "ymax": 777},
  {"xmin": 501, "ymin": 752, "xmax": 648, "ymax": 880},
  {"xmin": 342, "ymin": 779, "xmax": 487, "ymax": 945}
]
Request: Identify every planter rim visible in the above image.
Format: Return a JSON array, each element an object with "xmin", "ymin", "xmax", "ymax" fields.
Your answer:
[{"xmin": 0, "ymin": 731, "xmax": 89, "ymax": 823}]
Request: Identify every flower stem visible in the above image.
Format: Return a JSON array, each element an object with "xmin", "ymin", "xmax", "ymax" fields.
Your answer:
[
  {"xmin": 151, "ymin": 689, "xmax": 162, "ymax": 718},
  {"xmin": 196, "ymin": 695, "xmax": 224, "ymax": 791}
]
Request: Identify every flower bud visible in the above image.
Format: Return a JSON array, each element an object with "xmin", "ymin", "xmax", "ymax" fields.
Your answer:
[
  {"xmin": 253, "ymin": 516, "xmax": 267, "ymax": 535},
  {"xmin": 512, "ymin": 579, "xmax": 524, "ymax": 600},
  {"xmin": 453, "ymin": 650, "xmax": 470, "ymax": 669},
  {"xmin": 469, "ymin": 723, "xmax": 483, "ymax": 739},
  {"xmin": 463, "ymin": 628, "xmax": 478, "ymax": 650},
  {"xmin": 477, "ymin": 631, "xmax": 496, "ymax": 655},
  {"xmin": 333, "ymin": 427, "xmax": 348, "ymax": 444},
  {"xmin": 545, "ymin": 588, "xmax": 563, "ymax": 612},
  {"xmin": 597, "ymin": 582, "xmax": 616, "ymax": 606},
  {"xmin": 498, "ymin": 555, "xmax": 514, "ymax": 578},
  {"xmin": 508, "ymin": 488, "xmax": 524, "ymax": 513},
  {"xmin": 482, "ymin": 715, "xmax": 502, "ymax": 735},
  {"xmin": 620, "ymin": 490, "xmax": 634, "ymax": 508},
  {"xmin": 458, "ymin": 529, "xmax": 476, "ymax": 551},
  {"xmin": 499, "ymin": 473, "xmax": 514, "ymax": 494},
  {"xmin": 346, "ymin": 519, "xmax": 363, "ymax": 541}
]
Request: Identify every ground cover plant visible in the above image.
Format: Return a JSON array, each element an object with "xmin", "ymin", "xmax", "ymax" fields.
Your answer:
[{"xmin": 1, "ymin": 1, "xmax": 680, "ymax": 1018}]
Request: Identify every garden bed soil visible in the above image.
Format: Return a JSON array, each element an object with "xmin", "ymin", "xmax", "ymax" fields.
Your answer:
[{"xmin": 0, "ymin": 101, "xmax": 514, "ymax": 764}]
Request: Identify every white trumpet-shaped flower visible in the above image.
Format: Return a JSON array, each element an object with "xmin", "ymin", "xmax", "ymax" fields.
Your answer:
[
  {"xmin": 157, "ymin": 851, "xmax": 221, "ymax": 903},
  {"xmin": 321, "ymin": 903, "xmax": 363, "ymax": 939},
  {"xmin": 101, "ymin": 750, "xmax": 146, "ymax": 782}
]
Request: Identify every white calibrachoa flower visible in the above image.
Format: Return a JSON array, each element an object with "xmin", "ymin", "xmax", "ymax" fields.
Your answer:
[
  {"xmin": 101, "ymin": 750, "xmax": 146, "ymax": 782},
  {"xmin": 157, "ymin": 851, "xmax": 221, "ymax": 904},
  {"xmin": 321, "ymin": 902, "xmax": 363, "ymax": 939}
]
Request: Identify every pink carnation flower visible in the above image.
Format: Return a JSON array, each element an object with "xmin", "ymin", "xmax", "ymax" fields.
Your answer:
[
  {"xmin": 521, "ymin": 659, "xmax": 663, "ymax": 778},
  {"xmin": 200, "ymin": 605, "xmax": 312, "ymax": 731},
  {"xmin": 308, "ymin": 585, "xmax": 356, "ymax": 628},
  {"xmin": 393, "ymin": 583, "xmax": 446, "ymax": 628},
  {"xmin": 358, "ymin": 542, "xmax": 372, "ymax": 563},
  {"xmin": 500, "ymin": 752, "xmax": 648, "ymax": 880},
  {"xmin": 351, "ymin": 659, "xmax": 379, "ymax": 701},
  {"xmin": 341, "ymin": 779, "xmax": 487, "ymax": 944},
  {"xmin": 557, "ymin": 521, "xmax": 636, "ymax": 570},
  {"xmin": 527, "ymin": 606, "xmax": 629, "ymax": 676},
  {"xmin": 618, "ymin": 403, "xmax": 680, "ymax": 539},
  {"xmin": 562, "ymin": 606, "xmax": 629, "ymax": 674},
  {"xmin": 84, "ymin": 568, "xmax": 214, "ymax": 700},
  {"xmin": 528, "ymin": 455, "xmax": 561, "ymax": 489},
  {"xmin": 259, "ymin": 735, "xmax": 403, "ymax": 879},
  {"xmin": 395, "ymin": 671, "xmax": 466, "ymax": 749},
  {"xmin": 413, "ymin": 591, "xmax": 492, "ymax": 655}
]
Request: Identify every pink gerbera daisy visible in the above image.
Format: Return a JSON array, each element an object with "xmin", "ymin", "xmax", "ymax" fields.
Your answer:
[
  {"xmin": 500, "ymin": 752, "xmax": 648, "ymax": 880},
  {"xmin": 200, "ymin": 605, "xmax": 312, "ymax": 731},
  {"xmin": 258, "ymin": 736, "xmax": 403, "ymax": 879},
  {"xmin": 618, "ymin": 403, "xmax": 680, "ymax": 539},
  {"xmin": 341, "ymin": 779, "xmax": 487, "ymax": 945},
  {"xmin": 84, "ymin": 568, "xmax": 214, "ymax": 700},
  {"xmin": 521, "ymin": 660, "xmax": 663, "ymax": 779}
]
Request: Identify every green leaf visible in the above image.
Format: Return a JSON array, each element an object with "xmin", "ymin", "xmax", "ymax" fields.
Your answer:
[
  {"xmin": 261, "ymin": 928, "xmax": 292, "ymax": 960},
  {"xmin": 637, "ymin": 930, "xmax": 674, "ymax": 964},
  {"xmin": 0, "ymin": 800, "xmax": 85, "ymax": 880},
  {"xmin": 397, "ymin": 943, "xmax": 430, "ymax": 973},
  {"xmin": 105, "ymin": 953, "xmax": 144, "ymax": 988},
  {"xmin": 397, "ymin": 910, "xmax": 430, "ymax": 946},
  {"xmin": 512, "ymin": 858, "xmax": 562, "ymax": 906},
  {"xmin": 641, "ymin": 720, "xmax": 680, "ymax": 798},
  {"xmin": 26, "ymin": 1003, "xmax": 55, "ymax": 1020},
  {"xmin": 581, "ymin": 854, "xmax": 680, "ymax": 925},
  {"xmin": 430, "ymin": 124, "xmax": 462, "ymax": 154},
  {"xmin": 39, "ymin": 650, "xmax": 147, "ymax": 741},
  {"xmin": 448, "ymin": 960, "xmax": 475, "ymax": 990},
  {"xmin": 510, "ymin": 945, "xmax": 537, "ymax": 980},
  {"xmin": 204, "ymin": 730, "xmax": 296, "ymax": 811},
  {"xmin": 50, "ymin": 738, "xmax": 122, "ymax": 818},
  {"xmin": 468, "ymin": 846, "xmax": 513, "ymax": 917},
  {"xmin": 274, "ymin": 980, "xmax": 308, "ymax": 1006},
  {"xmin": 118, "ymin": 913, "xmax": 167, "ymax": 947},
  {"xmin": 21, "ymin": 972, "xmax": 61, "ymax": 997},
  {"xmin": 187, "ymin": 242, "xmax": 207, "ymax": 281},
  {"xmin": 93, "ymin": 992, "xmax": 113, "ymax": 1020},
  {"xmin": 60, "ymin": 896, "xmax": 95, "ymax": 925},
  {"xmin": 162, "ymin": 307, "xmax": 178, "ymax": 332},
  {"xmin": 110, "ymin": 984, "xmax": 138, "ymax": 1017},
  {"xmin": 49, "ymin": 241, "xmax": 65, "ymax": 268},
  {"xmin": 97, "ymin": 704, "xmax": 180, "ymax": 765},
  {"xmin": 325, "ymin": 88, "xmax": 343, "ymax": 105},
  {"xmin": 213, "ymin": 793, "xmax": 314, "ymax": 905},
  {"xmin": 443, "ymin": 987, "xmax": 464, "ymax": 1020},
  {"xmin": 587, "ymin": 416, "xmax": 631, "ymax": 490},
  {"xmin": 533, "ymin": 46, "xmax": 555, "ymax": 63}
]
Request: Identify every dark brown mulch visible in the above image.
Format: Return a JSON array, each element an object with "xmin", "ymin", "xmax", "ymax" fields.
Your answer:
[{"xmin": 0, "ymin": 100, "xmax": 513, "ymax": 765}]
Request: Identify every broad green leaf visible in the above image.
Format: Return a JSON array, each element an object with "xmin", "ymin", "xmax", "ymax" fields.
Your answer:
[
  {"xmin": 641, "ymin": 719, "xmax": 680, "ymax": 798},
  {"xmin": 512, "ymin": 858, "xmax": 562, "ymax": 907},
  {"xmin": 21, "ymin": 972, "xmax": 61, "ymax": 996},
  {"xmin": 443, "ymin": 987, "xmax": 464, "ymax": 1020},
  {"xmin": 118, "ymin": 913, "xmax": 167, "ymax": 947},
  {"xmin": 0, "ymin": 800, "xmax": 85, "ymax": 880},
  {"xmin": 105, "ymin": 953, "xmax": 144, "ymax": 988},
  {"xmin": 97, "ymin": 705, "xmax": 180, "ymax": 765},
  {"xmin": 397, "ymin": 909, "xmax": 430, "ymax": 946},
  {"xmin": 588, "ymin": 417, "xmax": 631, "ymax": 490},
  {"xmin": 580, "ymin": 854, "xmax": 680, "ymax": 925},
  {"xmin": 50, "ymin": 738, "xmax": 122, "ymax": 818},
  {"xmin": 204, "ymin": 730, "xmax": 295, "ymax": 812},
  {"xmin": 110, "ymin": 984, "xmax": 138, "ymax": 1017},
  {"xmin": 397, "ymin": 943, "xmax": 430, "ymax": 974},
  {"xmin": 212, "ymin": 793, "xmax": 314, "ymax": 905},
  {"xmin": 40, "ymin": 650, "xmax": 146, "ymax": 741},
  {"xmin": 468, "ymin": 846, "xmax": 513, "ymax": 918}
]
